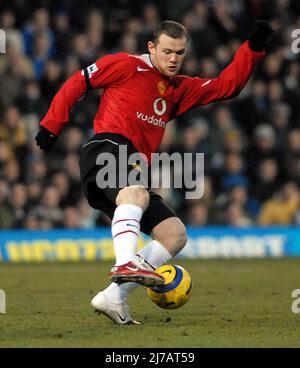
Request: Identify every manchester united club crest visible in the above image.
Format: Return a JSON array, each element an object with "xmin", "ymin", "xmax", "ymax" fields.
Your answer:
[{"xmin": 157, "ymin": 81, "xmax": 166, "ymax": 95}]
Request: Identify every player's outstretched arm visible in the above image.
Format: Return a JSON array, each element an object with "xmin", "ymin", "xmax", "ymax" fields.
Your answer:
[
  {"xmin": 212, "ymin": 20, "xmax": 274, "ymax": 99},
  {"xmin": 248, "ymin": 20, "xmax": 274, "ymax": 52},
  {"xmin": 35, "ymin": 53, "xmax": 134, "ymax": 152},
  {"xmin": 175, "ymin": 21, "xmax": 274, "ymax": 117}
]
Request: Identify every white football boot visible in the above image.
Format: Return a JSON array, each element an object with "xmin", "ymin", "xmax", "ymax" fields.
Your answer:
[{"xmin": 91, "ymin": 292, "xmax": 140, "ymax": 325}]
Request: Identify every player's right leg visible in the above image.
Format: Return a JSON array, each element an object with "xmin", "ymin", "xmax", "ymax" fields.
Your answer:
[
  {"xmin": 91, "ymin": 185, "xmax": 165, "ymax": 324},
  {"xmin": 79, "ymin": 135, "xmax": 164, "ymax": 323},
  {"xmin": 108, "ymin": 185, "xmax": 165, "ymax": 287},
  {"xmin": 79, "ymin": 135, "xmax": 164, "ymax": 288}
]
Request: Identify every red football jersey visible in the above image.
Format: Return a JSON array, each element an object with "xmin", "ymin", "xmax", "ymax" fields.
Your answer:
[{"xmin": 40, "ymin": 41, "xmax": 264, "ymax": 161}]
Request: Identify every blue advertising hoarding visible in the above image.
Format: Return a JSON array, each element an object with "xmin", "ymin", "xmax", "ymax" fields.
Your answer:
[{"xmin": 0, "ymin": 227, "xmax": 300, "ymax": 262}]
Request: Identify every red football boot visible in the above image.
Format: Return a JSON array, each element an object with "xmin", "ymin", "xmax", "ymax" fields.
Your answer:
[{"xmin": 109, "ymin": 261, "xmax": 165, "ymax": 287}]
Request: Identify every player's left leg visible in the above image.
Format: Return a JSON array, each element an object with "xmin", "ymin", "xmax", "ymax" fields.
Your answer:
[{"xmin": 151, "ymin": 216, "xmax": 187, "ymax": 257}]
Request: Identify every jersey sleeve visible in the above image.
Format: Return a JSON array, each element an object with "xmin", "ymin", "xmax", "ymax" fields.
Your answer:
[
  {"xmin": 175, "ymin": 41, "xmax": 265, "ymax": 117},
  {"xmin": 40, "ymin": 53, "xmax": 133, "ymax": 135},
  {"xmin": 81, "ymin": 52, "xmax": 134, "ymax": 89}
]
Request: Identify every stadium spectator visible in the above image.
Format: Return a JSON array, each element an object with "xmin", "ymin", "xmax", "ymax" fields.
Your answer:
[
  {"xmin": 258, "ymin": 181, "xmax": 300, "ymax": 225},
  {"xmin": 253, "ymin": 158, "xmax": 280, "ymax": 204},
  {"xmin": 226, "ymin": 203, "xmax": 253, "ymax": 227},
  {"xmin": 219, "ymin": 153, "xmax": 249, "ymax": 192},
  {"xmin": 9, "ymin": 183, "xmax": 28, "ymax": 227},
  {"xmin": 185, "ymin": 201, "xmax": 209, "ymax": 227},
  {"xmin": 22, "ymin": 8, "xmax": 56, "ymax": 58},
  {"xmin": 33, "ymin": 186, "xmax": 64, "ymax": 227},
  {"xmin": 63, "ymin": 206, "xmax": 81, "ymax": 229}
]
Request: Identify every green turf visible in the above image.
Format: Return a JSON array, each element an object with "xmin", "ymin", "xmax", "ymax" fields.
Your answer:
[{"xmin": 0, "ymin": 258, "xmax": 300, "ymax": 347}]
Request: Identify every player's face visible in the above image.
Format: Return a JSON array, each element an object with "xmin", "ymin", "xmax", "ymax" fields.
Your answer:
[{"xmin": 148, "ymin": 34, "xmax": 187, "ymax": 77}]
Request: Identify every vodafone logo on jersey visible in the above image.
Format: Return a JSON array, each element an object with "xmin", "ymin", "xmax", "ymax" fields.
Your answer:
[
  {"xmin": 153, "ymin": 98, "xmax": 167, "ymax": 116},
  {"xmin": 136, "ymin": 98, "xmax": 167, "ymax": 128},
  {"xmin": 136, "ymin": 112, "xmax": 166, "ymax": 128}
]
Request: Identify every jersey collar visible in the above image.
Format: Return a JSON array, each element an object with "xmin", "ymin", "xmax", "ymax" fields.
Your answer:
[{"xmin": 141, "ymin": 54, "xmax": 172, "ymax": 81}]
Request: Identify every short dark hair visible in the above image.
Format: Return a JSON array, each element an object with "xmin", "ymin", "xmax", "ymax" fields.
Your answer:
[{"xmin": 152, "ymin": 21, "xmax": 188, "ymax": 45}]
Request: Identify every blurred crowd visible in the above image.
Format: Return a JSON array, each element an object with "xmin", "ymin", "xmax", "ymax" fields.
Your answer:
[{"xmin": 0, "ymin": 0, "xmax": 300, "ymax": 229}]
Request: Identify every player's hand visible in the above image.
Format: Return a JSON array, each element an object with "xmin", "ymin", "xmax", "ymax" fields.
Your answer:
[
  {"xmin": 248, "ymin": 20, "xmax": 274, "ymax": 52},
  {"xmin": 35, "ymin": 126, "xmax": 58, "ymax": 152}
]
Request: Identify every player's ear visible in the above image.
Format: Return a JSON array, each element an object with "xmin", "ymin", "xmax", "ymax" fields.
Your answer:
[{"xmin": 148, "ymin": 41, "xmax": 155, "ymax": 55}]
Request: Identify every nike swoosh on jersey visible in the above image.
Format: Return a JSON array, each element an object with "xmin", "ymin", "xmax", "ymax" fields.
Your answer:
[
  {"xmin": 201, "ymin": 80, "xmax": 212, "ymax": 87},
  {"xmin": 137, "ymin": 66, "xmax": 149, "ymax": 72}
]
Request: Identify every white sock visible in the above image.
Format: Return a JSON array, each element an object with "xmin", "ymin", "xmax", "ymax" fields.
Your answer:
[
  {"xmin": 137, "ymin": 240, "xmax": 172, "ymax": 269},
  {"xmin": 102, "ymin": 240, "xmax": 172, "ymax": 303},
  {"xmin": 111, "ymin": 204, "xmax": 143, "ymax": 265}
]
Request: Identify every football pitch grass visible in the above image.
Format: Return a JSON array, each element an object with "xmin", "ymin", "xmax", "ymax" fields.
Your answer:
[{"xmin": 1, "ymin": 258, "xmax": 300, "ymax": 348}]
